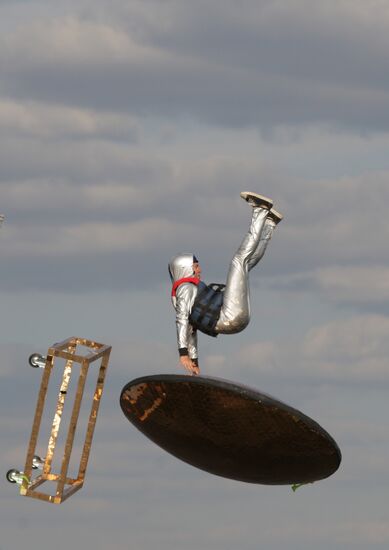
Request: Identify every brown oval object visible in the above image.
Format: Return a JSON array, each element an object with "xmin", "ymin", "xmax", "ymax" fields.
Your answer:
[{"xmin": 120, "ymin": 375, "xmax": 341, "ymax": 485}]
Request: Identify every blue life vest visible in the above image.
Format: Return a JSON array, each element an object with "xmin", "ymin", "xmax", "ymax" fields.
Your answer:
[{"xmin": 189, "ymin": 281, "xmax": 225, "ymax": 337}]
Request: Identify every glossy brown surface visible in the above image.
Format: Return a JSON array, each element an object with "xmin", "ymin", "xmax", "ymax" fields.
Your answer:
[{"xmin": 120, "ymin": 375, "xmax": 341, "ymax": 484}]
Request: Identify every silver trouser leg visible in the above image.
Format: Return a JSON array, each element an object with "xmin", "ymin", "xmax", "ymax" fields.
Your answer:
[
  {"xmin": 247, "ymin": 218, "xmax": 276, "ymax": 272},
  {"xmin": 215, "ymin": 207, "xmax": 268, "ymax": 334}
]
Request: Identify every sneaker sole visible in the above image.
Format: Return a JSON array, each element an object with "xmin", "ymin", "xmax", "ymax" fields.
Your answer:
[
  {"xmin": 269, "ymin": 207, "xmax": 283, "ymax": 224},
  {"xmin": 240, "ymin": 191, "xmax": 273, "ymax": 210}
]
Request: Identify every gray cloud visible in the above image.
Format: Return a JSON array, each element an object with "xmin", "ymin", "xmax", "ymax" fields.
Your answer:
[
  {"xmin": 312, "ymin": 266, "xmax": 389, "ymax": 306},
  {"xmin": 215, "ymin": 313, "xmax": 389, "ymax": 385},
  {"xmin": 2, "ymin": 4, "xmax": 389, "ymax": 131},
  {"xmin": 0, "ymin": 136, "xmax": 162, "ymax": 184},
  {"xmin": 1, "ymin": 144, "xmax": 388, "ymax": 300},
  {"xmin": 0, "ymin": 99, "xmax": 139, "ymax": 141}
]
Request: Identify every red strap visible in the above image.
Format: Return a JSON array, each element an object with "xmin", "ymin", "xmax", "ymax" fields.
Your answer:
[{"xmin": 171, "ymin": 277, "xmax": 200, "ymax": 297}]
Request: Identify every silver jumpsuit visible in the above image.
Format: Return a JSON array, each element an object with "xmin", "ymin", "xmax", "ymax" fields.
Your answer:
[{"xmin": 169, "ymin": 207, "xmax": 276, "ymax": 360}]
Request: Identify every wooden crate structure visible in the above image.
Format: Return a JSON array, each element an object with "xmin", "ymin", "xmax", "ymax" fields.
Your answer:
[{"xmin": 20, "ymin": 337, "xmax": 111, "ymax": 504}]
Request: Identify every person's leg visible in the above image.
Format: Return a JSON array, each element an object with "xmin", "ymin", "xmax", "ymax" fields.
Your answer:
[
  {"xmin": 247, "ymin": 218, "xmax": 275, "ymax": 271},
  {"xmin": 248, "ymin": 207, "xmax": 283, "ymax": 271},
  {"xmin": 215, "ymin": 206, "xmax": 269, "ymax": 334}
]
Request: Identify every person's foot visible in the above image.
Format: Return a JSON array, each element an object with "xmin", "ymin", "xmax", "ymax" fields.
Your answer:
[
  {"xmin": 240, "ymin": 191, "xmax": 273, "ymax": 210},
  {"xmin": 267, "ymin": 207, "xmax": 283, "ymax": 225}
]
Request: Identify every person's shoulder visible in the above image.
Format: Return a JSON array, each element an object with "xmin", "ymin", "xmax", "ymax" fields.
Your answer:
[{"xmin": 176, "ymin": 281, "xmax": 199, "ymax": 298}]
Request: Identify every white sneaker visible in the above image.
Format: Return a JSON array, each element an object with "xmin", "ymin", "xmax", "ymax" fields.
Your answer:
[
  {"xmin": 240, "ymin": 191, "xmax": 273, "ymax": 210},
  {"xmin": 267, "ymin": 208, "xmax": 283, "ymax": 225}
]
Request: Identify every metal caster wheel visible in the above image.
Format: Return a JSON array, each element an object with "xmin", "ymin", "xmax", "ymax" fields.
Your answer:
[
  {"xmin": 6, "ymin": 469, "xmax": 21, "ymax": 484},
  {"xmin": 29, "ymin": 353, "xmax": 46, "ymax": 368},
  {"xmin": 6, "ymin": 469, "xmax": 29, "ymax": 485},
  {"xmin": 32, "ymin": 455, "xmax": 44, "ymax": 470}
]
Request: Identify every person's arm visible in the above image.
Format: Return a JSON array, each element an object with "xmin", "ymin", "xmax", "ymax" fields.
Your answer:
[
  {"xmin": 175, "ymin": 284, "xmax": 200, "ymax": 375},
  {"xmin": 187, "ymin": 330, "xmax": 199, "ymax": 375}
]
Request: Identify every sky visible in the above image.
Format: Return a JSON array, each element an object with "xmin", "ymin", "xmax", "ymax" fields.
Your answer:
[{"xmin": 1, "ymin": 0, "xmax": 389, "ymax": 548}]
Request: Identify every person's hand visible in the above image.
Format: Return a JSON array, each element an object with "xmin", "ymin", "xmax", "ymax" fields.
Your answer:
[{"xmin": 179, "ymin": 355, "xmax": 200, "ymax": 376}]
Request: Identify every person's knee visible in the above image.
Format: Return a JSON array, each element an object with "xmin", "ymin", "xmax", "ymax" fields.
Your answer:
[
  {"xmin": 234, "ymin": 313, "xmax": 250, "ymax": 332},
  {"xmin": 216, "ymin": 311, "xmax": 250, "ymax": 334}
]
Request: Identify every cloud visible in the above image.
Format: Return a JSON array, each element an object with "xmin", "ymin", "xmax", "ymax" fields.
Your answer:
[
  {"xmin": 265, "ymin": 264, "xmax": 389, "ymax": 309},
  {"xmin": 261, "ymin": 518, "xmax": 389, "ymax": 545},
  {"xmin": 0, "ymin": 98, "xmax": 139, "ymax": 141},
  {"xmin": 335, "ymin": 520, "xmax": 389, "ymax": 545},
  {"xmin": 1, "ymin": 5, "xmax": 388, "ymax": 300},
  {"xmin": 1, "ymin": 218, "xmax": 187, "ymax": 257},
  {"xmin": 0, "ymin": 342, "xmax": 32, "ymax": 377},
  {"xmin": 216, "ymin": 314, "xmax": 389, "ymax": 384},
  {"xmin": 302, "ymin": 314, "xmax": 389, "ymax": 360},
  {"xmin": 314, "ymin": 266, "xmax": 389, "ymax": 305},
  {"xmin": 1, "ymin": 150, "xmax": 388, "ymax": 295},
  {"xmin": 0, "ymin": 135, "xmax": 166, "ymax": 184},
  {"xmin": 257, "ymin": 168, "xmax": 389, "ymax": 284},
  {"xmin": 132, "ymin": 0, "xmax": 389, "ymax": 92},
  {"xmin": 2, "ymin": 5, "xmax": 389, "ymax": 131},
  {"xmin": 1, "ymin": 16, "xmax": 154, "ymax": 66}
]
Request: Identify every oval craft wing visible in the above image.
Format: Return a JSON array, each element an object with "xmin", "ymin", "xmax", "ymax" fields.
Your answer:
[{"xmin": 120, "ymin": 375, "xmax": 341, "ymax": 485}]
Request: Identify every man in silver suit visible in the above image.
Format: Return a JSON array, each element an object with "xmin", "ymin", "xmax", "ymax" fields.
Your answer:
[{"xmin": 169, "ymin": 192, "xmax": 282, "ymax": 375}]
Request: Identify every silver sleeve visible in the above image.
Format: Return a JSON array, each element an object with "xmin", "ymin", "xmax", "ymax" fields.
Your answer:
[
  {"xmin": 187, "ymin": 329, "xmax": 198, "ymax": 360},
  {"xmin": 175, "ymin": 283, "xmax": 198, "ymax": 356}
]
